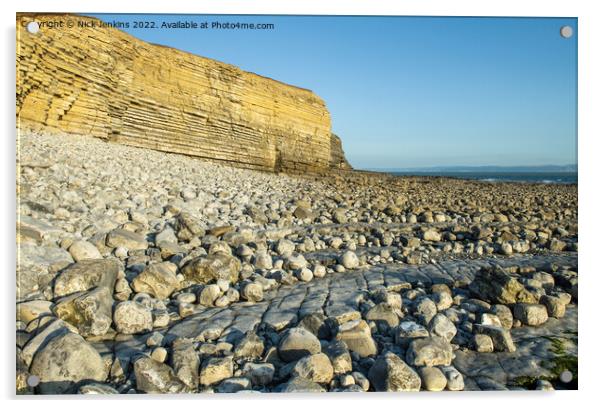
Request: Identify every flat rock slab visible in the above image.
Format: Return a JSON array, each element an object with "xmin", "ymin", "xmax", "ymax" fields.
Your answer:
[{"xmin": 166, "ymin": 254, "xmax": 576, "ymax": 348}]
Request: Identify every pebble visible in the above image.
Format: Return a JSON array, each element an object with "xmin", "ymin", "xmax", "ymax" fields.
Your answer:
[
  {"xmin": 473, "ymin": 334, "xmax": 494, "ymax": 353},
  {"xmin": 296, "ymin": 267, "xmax": 313, "ymax": 282},
  {"xmin": 151, "ymin": 347, "xmax": 168, "ymax": 363},
  {"xmin": 340, "ymin": 251, "xmax": 359, "ymax": 269},
  {"xmin": 199, "ymin": 284, "xmax": 221, "ymax": 307},
  {"xmin": 68, "ymin": 240, "xmax": 102, "ymax": 261},
  {"xmin": 241, "ymin": 282, "xmax": 264, "ymax": 302}
]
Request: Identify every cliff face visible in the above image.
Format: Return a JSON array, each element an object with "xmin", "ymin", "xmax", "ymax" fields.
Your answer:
[
  {"xmin": 329, "ymin": 133, "xmax": 352, "ymax": 170},
  {"xmin": 16, "ymin": 13, "xmax": 351, "ymax": 173}
]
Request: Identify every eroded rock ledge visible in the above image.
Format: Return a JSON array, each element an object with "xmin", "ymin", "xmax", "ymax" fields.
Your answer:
[{"xmin": 16, "ymin": 13, "xmax": 351, "ymax": 173}]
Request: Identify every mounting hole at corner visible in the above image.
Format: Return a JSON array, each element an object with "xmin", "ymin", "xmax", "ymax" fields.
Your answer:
[
  {"xmin": 26, "ymin": 375, "xmax": 40, "ymax": 387},
  {"xmin": 560, "ymin": 25, "xmax": 573, "ymax": 39},
  {"xmin": 559, "ymin": 370, "xmax": 573, "ymax": 383},
  {"xmin": 26, "ymin": 21, "xmax": 40, "ymax": 34}
]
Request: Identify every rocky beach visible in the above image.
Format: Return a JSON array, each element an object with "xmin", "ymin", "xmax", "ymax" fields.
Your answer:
[
  {"xmin": 16, "ymin": 13, "xmax": 578, "ymax": 395},
  {"xmin": 16, "ymin": 131, "xmax": 578, "ymax": 394}
]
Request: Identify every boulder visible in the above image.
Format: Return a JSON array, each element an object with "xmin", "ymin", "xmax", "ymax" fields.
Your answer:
[
  {"xmin": 21, "ymin": 318, "xmax": 72, "ymax": 367},
  {"xmin": 242, "ymin": 362, "xmax": 275, "ymax": 386},
  {"xmin": 406, "ymin": 337, "xmax": 453, "ymax": 367},
  {"xmin": 275, "ymin": 239, "xmax": 295, "ymax": 257},
  {"xmin": 440, "ymin": 366, "xmax": 465, "ymax": 391},
  {"xmin": 151, "ymin": 347, "xmax": 168, "ymax": 362},
  {"xmin": 278, "ymin": 327, "xmax": 321, "ymax": 362},
  {"xmin": 234, "ymin": 332, "xmax": 265, "ymax": 359},
  {"xmin": 291, "ymin": 353, "xmax": 334, "ymax": 383},
  {"xmin": 293, "ymin": 205, "xmax": 315, "ymax": 220},
  {"xmin": 368, "ymin": 352, "xmax": 421, "ymax": 392},
  {"xmin": 208, "ymin": 225, "xmax": 235, "ymax": 238},
  {"xmin": 479, "ymin": 313, "xmax": 503, "ymax": 327},
  {"xmin": 419, "ymin": 366, "xmax": 447, "ymax": 391},
  {"xmin": 113, "ymin": 301, "xmax": 153, "ymax": 334},
  {"xmin": 134, "ymin": 357, "xmax": 187, "ymax": 393},
  {"xmin": 181, "ymin": 253, "xmax": 241, "ymax": 284},
  {"xmin": 365, "ymin": 303, "xmax": 400, "ymax": 329},
  {"xmin": 217, "ymin": 377, "xmax": 251, "ymax": 393},
  {"xmin": 53, "ymin": 259, "xmax": 119, "ymax": 298},
  {"xmin": 199, "ymin": 356, "xmax": 233, "ymax": 386},
  {"xmin": 432, "ymin": 291, "xmax": 453, "ymax": 311},
  {"xmin": 500, "ymin": 242, "xmax": 513, "ymax": 255},
  {"xmin": 371, "ymin": 287, "xmax": 403, "ymax": 309},
  {"xmin": 18, "ymin": 243, "xmax": 73, "ymax": 301},
  {"xmin": 513, "ymin": 303, "xmax": 548, "ymax": 326},
  {"xmin": 29, "ymin": 332, "xmax": 107, "ymax": 394},
  {"xmin": 174, "ymin": 212, "xmax": 205, "ymax": 242},
  {"xmin": 198, "ymin": 284, "xmax": 221, "ymax": 307},
  {"xmin": 18, "ymin": 215, "xmax": 62, "ymax": 242},
  {"xmin": 423, "ymin": 230, "xmax": 441, "ymax": 242},
  {"xmin": 298, "ymin": 313, "xmax": 332, "ymax": 339},
  {"xmin": 68, "ymin": 240, "xmax": 102, "ymax": 261},
  {"xmin": 469, "ymin": 266, "xmax": 537, "ymax": 304},
  {"xmin": 276, "ymin": 377, "xmax": 325, "ymax": 393},
  {"xmin": 234, "ymin": 331, "xmax": 265, "ymax": 359},
  {"xmin": 352, "ymin": 371, "xmax": 370, "ymax": 391},
  {"xmin": 335, "ymin": 319, "xmax": 378, "ymax": 357},
  {"xmin": 106, "ymin": 229, "xmax": 148, "ymax": 250},
  {"xmin": 224, "ymin": 228, "xmax": 256, "ymax": 247},
  {"xmin": 296, "ymin": 267, "xmax": 313, "ymax": 282},
  {"xmin": 332, "ymin": 208, "xmax": 348, "ymax": 224},
  {"xmin": 428, "ymin": 313, "xmax": 457, "ymax": 342},
  {"xmin": 241, "ymin": 282, "xmax": 264, "ymax": 302},
  {"xmin": 171, "ymin": 339, "xmax": 199, "ymax": 390},
  {"xmin": 323, "ymin": 340, "xmax": 352, "ymax": 374},
  {"xmin": 491, "ymin": 304, "xmax": 514, "ymax": 330},
  {"xmin": 155, "ymin": 227, "xmax": 178, "ymax": 244},
  {"xmin": 253, "ymin": 251, "xmax": 273, "ymax": 269},
  {"xmin": 395, "ymin": 321, "xmax": 429, "ymax": 346},
  {"xmin": 132, "ymin": 262, "xmax": 179, "ymax": 299},
  {"xmin": 414, "ymin": 297, "xmax": 438, "ymax": 325},
  {"xmin": 208, "ymin": 241, "xmax": 233, "ymax": 256},
  {"xmin": 532, "ymin": 271, "xmax": 555, "ymax": 291},
  {"xmin": 473, "ymin": 334, "xmax": 494, "ymax": 353},
  {"xmin": 286, "ymin": 254, "xmax": 308, "ymax": 270},
  {"xmin": 473, "ymin": 324, "xmax": 516, "ymax": 352},
  {"xmin": 53, "ymin": 287, "xmax": 113, "ymax": 337},
  {"xmin": 540, "ymin": 295, "xmax": 566, "ymax": 318}
]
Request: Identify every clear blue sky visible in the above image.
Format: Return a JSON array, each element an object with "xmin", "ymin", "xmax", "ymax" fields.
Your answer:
[{"xmin": 90, "ymin": 14, "xmax": 577, "ymax": 169}]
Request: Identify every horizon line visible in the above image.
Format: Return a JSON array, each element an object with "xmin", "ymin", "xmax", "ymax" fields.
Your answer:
[{"xmin": 362, "ymin": 163, "xmax": 578, "ymax": 171}]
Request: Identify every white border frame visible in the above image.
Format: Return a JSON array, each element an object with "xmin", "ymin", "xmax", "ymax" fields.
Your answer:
[{"xmin": 3, "ymin": 1, "xmax": 599, "ymax": 406}]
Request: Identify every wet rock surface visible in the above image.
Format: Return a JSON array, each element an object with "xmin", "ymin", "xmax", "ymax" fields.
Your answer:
[{"xmin": 16, "ymin": 132, "xmax": 578, "ymax": 394}]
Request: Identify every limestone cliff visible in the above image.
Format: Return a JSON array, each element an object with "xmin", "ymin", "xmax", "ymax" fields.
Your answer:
[
  {"xmin": 329, "ymin": 133, "xmax": 351, "ymax": 170},
  {"xmin": 16, "ymin": 13, "xmax": 351, "ymax": 173}
]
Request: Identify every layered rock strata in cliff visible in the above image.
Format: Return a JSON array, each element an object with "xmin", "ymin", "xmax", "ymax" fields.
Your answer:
[
  {"xmin": 330, "ymin": 133, "xmax": 352, "ymax": 170},
  {"xmin": 16, "ymin": 13, "xmax": 351, "ymax": 173}
]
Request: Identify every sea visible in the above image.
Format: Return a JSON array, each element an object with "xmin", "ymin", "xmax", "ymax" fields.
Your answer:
[{"xmin": 389, "ymin": 171, "xmax": 577, "ymax": 184}]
